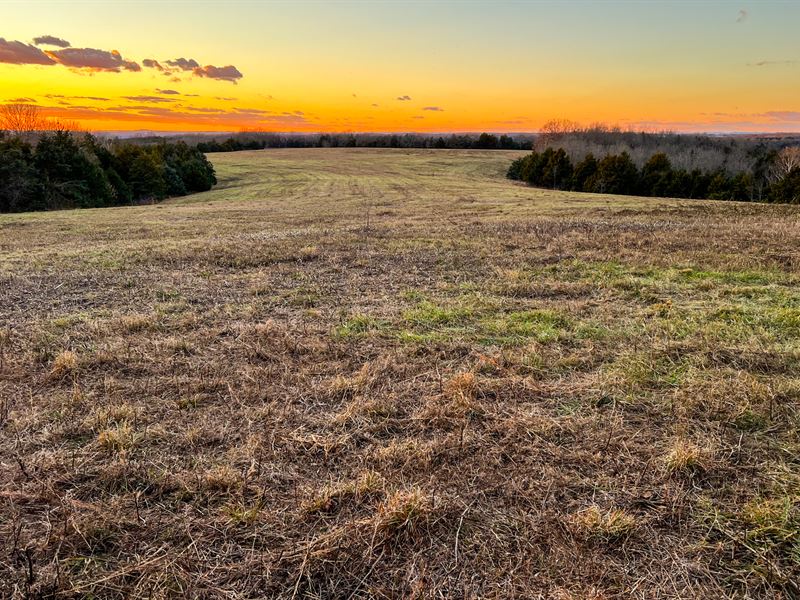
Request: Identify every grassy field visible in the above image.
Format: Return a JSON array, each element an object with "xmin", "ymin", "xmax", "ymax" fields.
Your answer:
[{"xmin": 2, "ymin": 148, "xmax": 800, "ymax": 598}]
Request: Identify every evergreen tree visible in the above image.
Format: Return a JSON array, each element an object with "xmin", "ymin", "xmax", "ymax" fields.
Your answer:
[
  {"xmin": 571, "ymin": 154, "xmax": 598, "ymax": 192},
  {"xmin": 589, "ymin": 152, "xmax": 639, "ymax": 194},
  {"xmin": 639, "ymin": 153, "xmax": 672, "ymax": 196}
]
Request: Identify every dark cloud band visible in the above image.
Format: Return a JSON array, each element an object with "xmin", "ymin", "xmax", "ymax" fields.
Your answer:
[
  {"xmin": 0, "ymin": 38, "xmax": 57, "ymax": 65},
  {"xmin": 2, "ymin": 37, "xmax": 243, "ymax": 83},
  {"xmin": 192, "ymin": 64, "xmax": 243, "ymax": 83},
  {"xmin": 46, "ymin": 47, "xmax": 141, "ymax": 72}
]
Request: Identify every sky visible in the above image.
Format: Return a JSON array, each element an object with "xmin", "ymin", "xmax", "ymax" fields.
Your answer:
[{"xmin": 1, "ymin": 0, "xmax": 799, "ymax": 133}]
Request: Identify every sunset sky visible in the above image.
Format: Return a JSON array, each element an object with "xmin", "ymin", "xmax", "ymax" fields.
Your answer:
[{"xmin": 2, "ymin": 0, "xmax": 799, "ymax": 133}]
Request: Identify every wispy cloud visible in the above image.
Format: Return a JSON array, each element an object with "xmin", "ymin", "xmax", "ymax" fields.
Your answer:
[
  {"xmin": 396, "ymin": 95, "xmax": 412, "ymax": 101},
  {"xmin": 747, "ymin": 59, "xmax": 799, "ymax": 67},
  {"xmin": 39, "ymin": 102, "xmax": 313, "ymax": 129},
  {"xmin": 33, "ymin": 35, "xmax": 70, "ymax": 48},
  {"xmin": 45, "ymin": 93, "xmax": 110, "ymax": 102},
  {"xmin": 123, "ymin": 95, "xmax": 178, "ymax": 103},
  {"xmin": 233, "ymin": 107, "xmax": 272, "ymax": 115},
  {"xmin": 759, "ymin": 110, "xmax": 800, "ymax": 122},
  {"xmin": 736, "ymin": 9, "xmax": 748, "ymax": 22},
  {"xmin": 422, "ymin": 106, "xmax": 444, "ymax": 112}
]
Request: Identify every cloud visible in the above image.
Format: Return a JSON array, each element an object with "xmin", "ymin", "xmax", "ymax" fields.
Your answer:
[
  {"xmin": 736, "ymin": 9, "xmax": 748, "ymax": 22},
  {"xmin": 7, "ymin": 97, "xmax": 36, "ymax": 103},
  {"xmin": 422, "ymin": 106, "xmax": 444, "ymax": 111},
  {"xmin": 234, "ymin": 107, "xmax": 272, "ymax": 114},
  {"xmin": 143, "ymin": 58, "xmax": 163, "ymax": 70},
  {"xmin": 192, "ymin": 64, "xmax": 243, "ymax": 83},
  {"xmin": 259, "ymin": 114, "xmax": 310, "ymax": 125},
  {"xmin": 46, "ymin": 47, "xmax": 140, "ymax": 72},
  {"xmin": 166, "ymin": 57, "xmax": 199, "ymax": 71},
  {"xmin": 123, "ymin": 95, "xmax": 177, "ymax": 103},
  {"xmin": 748, "ymin": 60, "xmax": 799, "ymax": 67},
  {"xmin": 759, "ymin": 111, "xmax": 800, "ymax": 122},
  {"xmin": 396, "ymin": 95, "xmax": 412, "ymax": 101},
  {"xmin": 371, "ymin": 103, "xmax": 379, "ymax": 107},
  {"xmin": 215, "ymin": 96, "xmax": 237, "ymax": 101},
  {"xmin": 412, "ymin": 116, "xmax": 424, "ymax": 119},
  {"xmin": 0, "ymin": 38, "xmax": 57, "ymax": 65},
  {"xmin": 3, "ymin": 37, "xmax": 244, "ymax": 87},
  {"xmin": 45, "ymin": 93, "xmax": 110, "ymax": 101},
  {"xmin": 709, "ymin": 110, "xmax": 800, "ymax": 123},
  {"xmin": 184, "ymin": 106, "xmax": 226, "ymax": 114},
  {"xmin": 33, "ymin": 35, "xmax": 71, "ymax": 48},
  {"xmin": 42, "ymin": 101, "xmax": 312, "ymax": 127},
  {"xmin": 156, "ymin": 88, "xmax": 180, "ymax": 95}
]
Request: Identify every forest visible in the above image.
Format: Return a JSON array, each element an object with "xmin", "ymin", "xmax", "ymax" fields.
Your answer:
[
  {"xmin": 194, "ymin": 131, "xmax": 531, "ymax": 152},
  {"xmin": 508, "ymin": 123, "xmax": 800, "ymax": 203},
  {"xmin": 0, "ymin": 131, "xmax": 216, "ymax": 213}
]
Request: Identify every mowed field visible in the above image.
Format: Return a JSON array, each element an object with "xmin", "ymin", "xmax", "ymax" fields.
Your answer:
[{"xmin": 3, "ymin": 148, "xmax": 800, "ymax": 598}]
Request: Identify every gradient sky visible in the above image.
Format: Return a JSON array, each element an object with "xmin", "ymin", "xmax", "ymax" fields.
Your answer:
[{"xmin": 2, "ymin": 0, "xmax": 799, "ymax": 133}]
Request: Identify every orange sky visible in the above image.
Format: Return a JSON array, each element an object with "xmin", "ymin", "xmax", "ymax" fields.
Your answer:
[{"xmin": 2, "ymin": 1, "xmax": 799, "ymax": 133}]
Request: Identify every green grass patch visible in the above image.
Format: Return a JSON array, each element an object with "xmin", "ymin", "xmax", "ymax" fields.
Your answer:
[{"xmin": 333, "ymin": 314, "xmax": 385, "ymax": 339}]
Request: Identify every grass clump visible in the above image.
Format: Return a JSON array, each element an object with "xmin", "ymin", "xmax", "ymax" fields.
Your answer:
[
  {"xmin": 374, "ymin": 439, "xmax": 433, "ymax": 470},
  {"xmin": 375, "ymin": 488, "xmax": 433, "ymax": 536},
  {"xmin": 202, "ymin": 465, "xmax": 241, "ymax": 493},
  {"xmin": 302, "ymin": 471, "xmax": 384, "ymax": 515},
  {"xmin": 664, "ymin": 439, "xmax": 711, "ymax": 475},
  {"xmin": 97, "ymin": 423, "xmax": 136, "ymax": 453},
  {"xmin": 115, "ymin": 314, "xmax": 156, "ymax": 333},
  {"xmin": 572, "ymin": 506, "xmax": 637, "ymax": 542},
  {"xmin": 88, "ymin": 404, "xmax": 136, "ymax": 429},
  {"xmin": 50, "ymin": 350, "xmax": 78, "ymax": 379},
  {"xmin": 333, "ymin": 314, "xmax": 383, "ymax": 339}
]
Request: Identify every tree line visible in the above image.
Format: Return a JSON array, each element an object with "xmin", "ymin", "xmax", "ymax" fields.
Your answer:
[
  {"xmin": 195, "ymin": 132, "xmax": 532, "ymax": 152},
  {"xmin": 532, "ymin": 120, "xmax": 800, "ymax": 174},
  {"xmin": 0, "ymin": 130, "xmax": 217, "ymax": 213},
  {"xmin": 507, "ymin": 146, "xmax": 800, "ymax": 203}
]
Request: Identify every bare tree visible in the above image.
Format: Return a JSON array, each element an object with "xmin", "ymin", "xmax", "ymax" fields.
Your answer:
[
  {"xmin": 770, "ymin": 147, "xmax": 800, "ymax": 183},
  {"xmin": 0, "ymin": 103, "xmax": 83, "ymax": 141},
  {"xmin": 0, "ymin": 103, "xmax": 45, "ymax": 136},
  {"xmin": 537, "ymin": 118, "xmax": 581, "ymax": 149}
]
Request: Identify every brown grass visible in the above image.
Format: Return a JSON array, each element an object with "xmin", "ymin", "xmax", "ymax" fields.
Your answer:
[{"xmin": 2, "ymin": 148, "xmax": 800, "ymax": 598}]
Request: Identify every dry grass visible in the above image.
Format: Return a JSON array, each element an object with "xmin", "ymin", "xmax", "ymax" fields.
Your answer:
[
  {"xmin": 571, "ymin": 505, "xmax": 638, "ymax": 542},
  {"xmin": 2, "ymin": 148, "xmax": 800, "ymax": 598},
  {"xmin": 664, "ymin": 438, "xmax": 713, "ymax": 475}
]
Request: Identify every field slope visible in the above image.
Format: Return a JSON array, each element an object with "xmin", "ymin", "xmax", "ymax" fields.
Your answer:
[{"xmin": 2, "ymin": 148, "xmax": 800, "ymax": 598}]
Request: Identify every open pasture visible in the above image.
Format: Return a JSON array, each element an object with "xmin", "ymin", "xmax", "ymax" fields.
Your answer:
[{"xmin": 2, "ymin": 148, "xmax": 800, "ymax": 598}]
